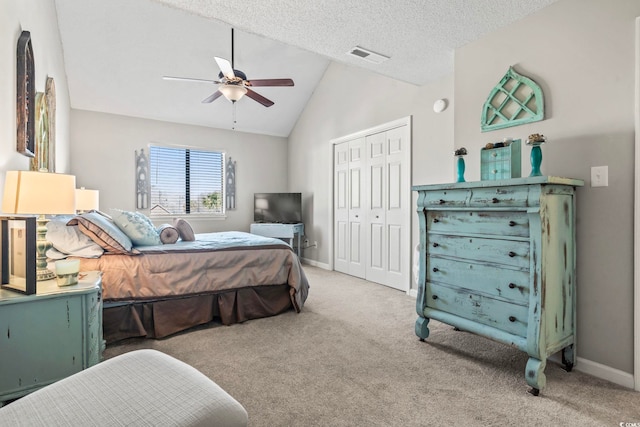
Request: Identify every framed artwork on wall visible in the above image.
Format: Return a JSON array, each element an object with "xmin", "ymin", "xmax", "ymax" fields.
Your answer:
[
  {"xmin": 30, "ymin": 92, "xmax": 50, "ymax": 171},
  {"xmin": 45, "ymin": 77, "xmax": 56, "ymax": 172},
  {"xmin": 16, "ymin": 31, "xmax": 36, "ymax": 158},
  {"xmin": 0, "ymin": 216, "xmax": 37, "ymax": 295}
]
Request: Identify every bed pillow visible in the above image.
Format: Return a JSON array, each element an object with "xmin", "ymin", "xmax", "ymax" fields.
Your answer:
[
  {"xmin": 46, "ymin": 216, "xmax": 104, "ymax": 258},
  {"xmin": 111, "ymin": 209, "xmax": 162, "ymax": 246},
  {"xmin": 68, "ymin": 212, "xmax": 136, "ymax": 255},
  {"xmin": 157, "ymin": 224, "xmax": 179, "ymax": 244},
  {"xmin": 173, "ymin": 218, "xmax": 195, "ymax": 241}
]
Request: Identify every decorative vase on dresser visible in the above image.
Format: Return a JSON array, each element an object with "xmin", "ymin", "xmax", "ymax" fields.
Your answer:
[
  {"xmin": 412, "ymin": 176, "xmax": 583, "ymax": 395},
  {"xmin": 0, "ymin": 271, "xmax": 103, "ymax": 406}
]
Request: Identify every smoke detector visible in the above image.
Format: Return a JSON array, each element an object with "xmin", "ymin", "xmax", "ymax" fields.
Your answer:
[{"xmin": 346, "ymin": 46, "xmax": 390, "ymax": 64}]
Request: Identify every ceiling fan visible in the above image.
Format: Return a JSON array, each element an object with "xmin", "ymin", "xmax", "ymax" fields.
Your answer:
[{"xmin": 163, "ymin": 29, "xmax": 294, "ymax": 107}]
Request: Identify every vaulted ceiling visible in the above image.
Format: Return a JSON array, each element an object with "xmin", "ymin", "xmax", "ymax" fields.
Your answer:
[{"xmin": 55, "ymin": 0, "xmax": 558, "ymax": 137}]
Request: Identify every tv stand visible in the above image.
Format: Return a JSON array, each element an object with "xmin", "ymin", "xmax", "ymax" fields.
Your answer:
[{"xmin": 250, "ymin": 223, "xmax": 304, "ymax": 258}]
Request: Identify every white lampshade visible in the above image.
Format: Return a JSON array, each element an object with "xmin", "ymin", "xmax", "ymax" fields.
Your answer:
[
  {"xmin": 76, "ymin": 187, "xmax": 100, "ymax": 211},
  {"xmin": 219, "ymin": 84, "xmax": 247, "ymax": 102},
  {"xmin": 2, "ymin": 171, "xmax": 76, "ymax": 215}
]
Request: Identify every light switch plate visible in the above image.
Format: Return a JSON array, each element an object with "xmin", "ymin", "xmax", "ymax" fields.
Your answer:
[{"xmin": 591, "ymin": 166, "xmax": 608, "ymax": 187}]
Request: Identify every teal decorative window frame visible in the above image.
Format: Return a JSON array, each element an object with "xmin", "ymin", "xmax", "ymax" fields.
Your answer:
[{"xmin": 481, "ymin": 67, "xmax": 544, "ymax": 132}]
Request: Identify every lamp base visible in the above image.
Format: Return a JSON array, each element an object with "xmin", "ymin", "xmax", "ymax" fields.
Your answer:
[{"xmin": 37, "ymin": 267, "xmax": 56, "ymax": 282}]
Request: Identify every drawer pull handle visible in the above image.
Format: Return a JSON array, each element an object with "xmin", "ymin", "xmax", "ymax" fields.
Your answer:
[
  {"xmin": 439, "ymin": 199, "xmax": 446, "ymax": 205},
  {"xmin": 432, "ymin": 295, "xmax": 438, "ymax": 300},
  {"xmin": 433, "ymin": 218, "xmax": 440, "ymax": 223},
  {"xmin": 509, "ymin": 316, "xmax": 516, "ymax": 322},
  {"xmin": 432, "ymin": 242, "xmax": 439, "ymax": 248},
  {"xmin": 508, "ymin": 251, "xmax": 516, "ymax": 257},
  {"xmin": 508, "ymin": 283, "xmax": 516, "ymax": 289},
  {"xmin": 509, "ymin": 220, "xmax": 516, "ymax": 226},
  {"xmin": 432, "ymin": 267, "xmax": 439, "ymax": 272},
  {"xmin": 492, "ymin": 197, "xmax": 500, "ymax": 203}
]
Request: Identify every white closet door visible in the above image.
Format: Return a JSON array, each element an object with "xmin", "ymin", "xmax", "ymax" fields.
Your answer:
[
  {"xmin": 384, "ymin": 126, "xmax": 410, "ymax": 290},
  {"xmin": 332, "ymin": 118, "xmax": 411, "ymax": 292},
  {"xmin": 333, "ymin": 138, "xmax": 366, "ymax": 278},
  {"xmin": 348, "ymin": 138, "xmax": 366, "ymax": 278},
  {"xmin": 365, "ymin": 132, "xmax": 387, "ymax": 285},
  {"xmin": 333, "ymin": 141, "xmax": 349, "ymax": 274}
]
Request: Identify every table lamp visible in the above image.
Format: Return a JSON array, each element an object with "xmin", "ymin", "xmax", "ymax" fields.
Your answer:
[
  {"xmin": 76, "ymin": 187, "xmax": 99, "ymax": 213},
  {"xmin": 2, "ymin": 171, "xmax": 76, "ymax": 281}
]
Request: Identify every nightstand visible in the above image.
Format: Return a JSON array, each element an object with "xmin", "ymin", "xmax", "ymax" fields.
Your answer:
[
  {"xmin": 0, "ymin": 271, "xmax": 103, "ymax": 405},
  {"xmin": 250, "ymin": 223, "xmax": 304, "ymax": 257}
]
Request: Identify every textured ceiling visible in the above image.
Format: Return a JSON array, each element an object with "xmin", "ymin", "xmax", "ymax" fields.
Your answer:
[{"xmin": 55, "ymin": 0, "xmax": 559, "ymax": 137}]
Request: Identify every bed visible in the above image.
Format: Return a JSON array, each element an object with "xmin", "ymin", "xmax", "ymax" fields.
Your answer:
[{"xmin": 47, "ymin": 213, "xmax": 310, "ymax": 344}]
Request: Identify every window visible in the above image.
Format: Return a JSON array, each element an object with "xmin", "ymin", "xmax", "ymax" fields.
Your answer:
[{"xmin": 149, "ymin": 145, "xmax": 225, "ymax": 216}]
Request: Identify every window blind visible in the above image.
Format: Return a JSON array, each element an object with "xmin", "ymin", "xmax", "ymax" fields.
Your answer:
[{"xmin": 149, "ymin": 145, "xmax": 225, "ymax": 216}]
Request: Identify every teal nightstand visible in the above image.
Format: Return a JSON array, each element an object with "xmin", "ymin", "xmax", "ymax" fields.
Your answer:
[{"xmin": 0, "ymin": 271, "xmax": 103, "ymax": 405}]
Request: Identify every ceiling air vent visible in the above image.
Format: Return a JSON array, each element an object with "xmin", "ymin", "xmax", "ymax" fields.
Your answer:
[{"xmin": 346, "ymin": 46, "xmax": 390, "ymax": 64}]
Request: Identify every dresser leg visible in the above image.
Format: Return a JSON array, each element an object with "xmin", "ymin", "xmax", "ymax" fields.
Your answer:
[
  {"xmin": 561, "ymin": 345, "xmax": 575, "ymax": 372},
  {"xmin": 415, "ymin": 317, "xmax": 430, "ymax": 341},
  {"xmin": 525, "ymin": 357, "xmax": 547, "ymax": 394}
]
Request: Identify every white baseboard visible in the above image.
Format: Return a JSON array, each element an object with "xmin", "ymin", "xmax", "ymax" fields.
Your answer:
[
  {"xmin": 574, "ymin": 357, "xmax": 635, "ymax": 389},
  {"xmin": 407, "ymin": 289, "xmax": 417, "ymax": 298},
  {"xmin": 548, "ymin": 353, "xmax": 634, "ymax": 389},
  {"xmin": 300, "ymin": 258, "xmax": 331, "ymax": 270}
]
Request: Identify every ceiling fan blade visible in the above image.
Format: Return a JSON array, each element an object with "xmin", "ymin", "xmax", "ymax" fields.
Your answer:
[
  {"xmin": 202, "ymin": 91, "xmax": 223, "ymax": 103},
  {"xmin": 214, "ymin": 56, "xmax": 235, "ymax": 79},
  {"xmin": 245, "ymin": 89, "xmax": 274, "ymax": 107},
  {"xmin": 163, "ymin": 76, "xmax": 221, "ymax": 84},
  {"xmin": 246, "ymin": 78, "xmax": 294, "ymax": 87}
]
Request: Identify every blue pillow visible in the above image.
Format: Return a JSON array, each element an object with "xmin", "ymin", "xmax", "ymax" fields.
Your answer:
[{"xmin": 111, "ymin": 209, "xmax": 162, "ymax": 246}]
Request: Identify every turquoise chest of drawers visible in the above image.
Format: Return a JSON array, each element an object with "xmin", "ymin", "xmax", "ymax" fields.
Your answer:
[
  {"xmin": 413, "ymin": 177, "xmax": 583, "ymax": 394},
  {"xmin": 0, "ymin": 271, "xmax": 103, "ymax": 405}
]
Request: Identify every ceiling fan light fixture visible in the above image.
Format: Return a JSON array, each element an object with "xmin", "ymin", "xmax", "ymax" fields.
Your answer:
[{"xmin": 219, "ymin": 84, "xmax": 247, "ymax": 102}]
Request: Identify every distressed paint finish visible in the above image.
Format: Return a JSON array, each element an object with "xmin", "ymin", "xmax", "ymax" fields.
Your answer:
[
  {"xmin": 0, "ymin": 272, "xmax": 103, "ymax": 405},
  {"xmin": 413, "ymin": 177, "xmax": 583, "ymax": 394}
]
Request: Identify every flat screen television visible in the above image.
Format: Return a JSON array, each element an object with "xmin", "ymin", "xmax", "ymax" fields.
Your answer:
[{"xmin": 254, "ymin": 193, "xmax": 302, "ymax": 224}]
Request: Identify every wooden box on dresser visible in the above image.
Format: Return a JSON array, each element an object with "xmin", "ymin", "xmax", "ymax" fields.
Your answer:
[
  {"xmin": 413, "ymin": 177, "xmax": 583, "ymax": 395},
  {"xmin": 0, "ymin": 271, "xmax": 103, "ymax": 405}
]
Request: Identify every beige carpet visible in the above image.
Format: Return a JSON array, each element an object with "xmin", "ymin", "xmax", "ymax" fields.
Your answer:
[{"xmin": 104, "ymin": 266, "xmax": 639, "ymax": 426}]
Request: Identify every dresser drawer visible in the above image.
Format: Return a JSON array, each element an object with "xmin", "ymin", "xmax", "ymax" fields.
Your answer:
[
  {"xmin": 468, "ymin": 185, "xmax": 530, "ymax": 207},
  {"xmin": 428, "ymin": 234, "xmax": 530, "ymax": 269},
  {"xmin": 421, "ymin": 189, "xmax": 471, "ymax": 207},
  {"xmin": 427, "ymin": 257, "xmax": 530, "ymax": 304},
  {"xmin": 426, "ymin": 283, "xmax": 528, "ymax": 337},
  {"xmin": 428, "ymin": 210, "xmax": 529, "ymax": 238}
]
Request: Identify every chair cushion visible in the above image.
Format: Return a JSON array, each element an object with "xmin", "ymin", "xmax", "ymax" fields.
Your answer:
[{"xmin": 0, "ymin": 349, "xmax": 248, "ymax": 427}]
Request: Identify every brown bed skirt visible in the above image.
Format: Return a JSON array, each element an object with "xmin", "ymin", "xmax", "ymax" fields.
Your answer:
[{"xmin": 103, "ymin": 284, "xmax": 293, "ymax": 344}]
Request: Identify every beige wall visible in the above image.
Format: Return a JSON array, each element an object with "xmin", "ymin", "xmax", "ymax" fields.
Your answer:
[
  {"xmin": 454, "ymin": 0, "xmax": 639, "ymax": 376},
  {"xmin": 289, "ymin": 0, "xmax": 639, "ymax": 375},
  {"xmin": 288, "ymin": 62, "xmax": 455, "ymax": 264},
  {"xmin": 0, "ymin": 0, "xmax": 71, "ymax": 195},
  {"xmin": 70, "ymin": 110, "xmax": 289, "ymax": 233}
]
